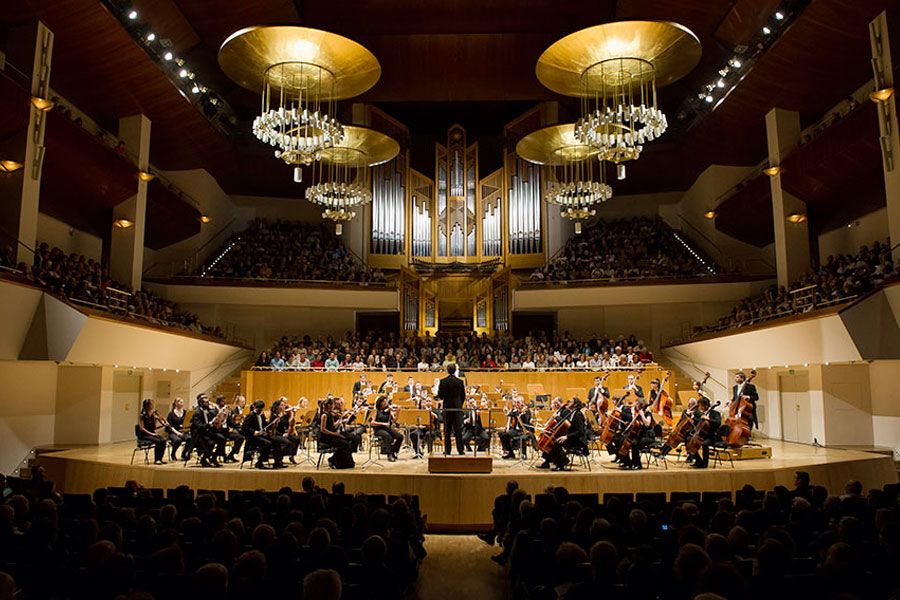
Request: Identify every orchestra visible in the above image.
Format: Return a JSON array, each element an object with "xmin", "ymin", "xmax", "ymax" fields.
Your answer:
[{"xmin": 134, "ymin": 368, "xmax": 751, "ymax": 472}]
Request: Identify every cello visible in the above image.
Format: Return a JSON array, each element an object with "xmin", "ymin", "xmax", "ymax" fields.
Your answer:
[
  {"xmin": 616, "ymin": 400, "xmax": 650, "ymax": 460},
  {"xmin": 597, "ymin": 390, "xmax": 631, "ymax": 446},
  {"xmin": 685, "ymin": 401, "xmax": 721, "ymax": 455},
  {"xmin": 536, "ymin": 407, "xmax": 572, "ymax": 454},
  {"xmin": 725, "ymin": 370, "xmax": 757, "ymax": 447},
  {"xmin": 651, "ymin": 370, "xmax": 674, "ymax": 428}
]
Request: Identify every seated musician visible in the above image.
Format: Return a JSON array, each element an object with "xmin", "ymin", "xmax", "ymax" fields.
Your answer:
[
  {"xmin": 190, "ymin": 393, "xmax": 226, "ymax": 468},
  {"xmin": 165, "ymin": 397, "xmax": 192, "ymax": 461},
  {"xmin": 624, "ymin": 374, "xmax": 645, "ymax": 398},
  {"xmin": 462, "ymin": 397, "xmax": 490, "ymax": 452},
  {"xmin": 240, "ymin": 400, "xmax": 274, "ymax": 469},
  {"xmin": 689, "ymin": 396, "xmax": 722, "ymax": 469},
  {"xmin": 335, "ymin": 396, "xmax": 363, "ymax": 452},
  {"xmin": 538, "ymin": 397, "xmax": 587, "ymax": 471},
  {"xmin": 371, "ymin": 395, "xmax": 403, "ymax": 461},
  {"xmin": 409, "ymin": 397, "xmax": 440, "ymax": 458},
  {"xmin": 587, "ymin": 375, "xmax": 610, "ymax": 407},
  {"xmin": 660, "ymin": 396, "xmax": 698, "ymax": 458},
  {"xmin": 607, "ymin": 398, "xmax": 654, "ymax": 470},
  {"xmin": 378, "ymin": 373, "xmax": 396, "ymax": 394},
  {"xmin": 499, "ymin": 396, "xmax": 533, "ymax": 460},
  {"xmin": 218, "ymin": 394, "xmax": 246, "ymax": 464},
  {"xmin": 270, "ymin": 398, "xmax": 299, "ymax": 466},
  {"xmin": 319, "ymin": 397, "xmax": 355, "ymax": 469},
  {"xmin": 138, "ymin": 398, "xmax": 167, "ymax": 465}
]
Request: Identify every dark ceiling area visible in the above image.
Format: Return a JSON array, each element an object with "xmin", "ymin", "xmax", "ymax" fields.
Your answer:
[{"xmin": 1, "ymin": 0, "xmax": 897, "ymax": 242}]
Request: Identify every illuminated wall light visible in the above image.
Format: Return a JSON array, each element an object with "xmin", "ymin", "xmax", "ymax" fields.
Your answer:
[
  {"xmin": 164, "ymin": 52, "xmax": 174, "ymax": 61},
  {"xmin": 146, "ymin": 32, "xmax": 156, "ymax": 42},
  {"xmin": 729, "ymin": 58, "xmax": 742, "ymax": 69},
  {"xmin": 128, "ymin": 10, "xmax": 138, "ymax": 19},
  {"xmin": 199, "ymin": 214, "xmax": 212, "ymax": 224},
  {"xmin": 113, "ymin": 218, "xmax": 134, "ymax": 229},
  {"xmin": 786, "ymin": 213, "xmax": 807, "ymax": 224},
  {"xmin": 763, "ymin": 26, "xmax": 772, "ymax": 35},
  {"xmin": 716, "ymin": 79, "xmax": 725, "ymax": 88},
  {"xmin": 0, "ymin": 159, "xmax": 24, "ymax": 173},
  {"xmin": 775, "ymin": 12, "xmax": 784, "ymax": 20},
  {"xmin": 137, "ymin": 171, "xmax": 155, "ymax": 182},
  {"xmin": 30, "ymin": 97, "xmax": 55, "ymax": 112},
  {"xmin": 191, "ymin": 85, "xmax": 200, "ymax": 94},
  {"xmin": 703, "ymin": 210, "xmax": 717, "ymax": 219},
  {"xmin": 705, "ymin": 95, "xmax": 714, "ymax": 103},
  {"xmin": 763, "ymin": 165, "xmax": 782, "ymax": 177},
  {"xmin": 870, "ymin": 87, "xmax": 895, "ymax": 103},
  {"xmin": 179, "ymin": 69, "xmax": 188, "ymax": 78}
]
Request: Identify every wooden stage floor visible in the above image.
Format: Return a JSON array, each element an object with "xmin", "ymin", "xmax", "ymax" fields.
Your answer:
[{"xmin": 38, "ymin": 440, "xmax": 898, "ymax": 530}]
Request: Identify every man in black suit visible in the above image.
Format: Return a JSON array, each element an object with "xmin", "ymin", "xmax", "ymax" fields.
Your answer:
[
  {"xmin": 690, "ymin": 396, "xmax": 722, "ymax": 469},
  {"xmin": 587, "ymin": 376, "xmax": 609, "ymax": 405},
  {"xmin": 437, "ymin": 363, "xmax": 466, "ymax": 455},
  {"xmin": 462, "ymin": 397, "xmax": 490, "ymax": 452},
  {"xmin": 624, "ymin": 374, "xmax": 644, "ymax": 399},
  {"xmin": 732, "ymin": 371, "xmax": 759, "ymax": 428}
]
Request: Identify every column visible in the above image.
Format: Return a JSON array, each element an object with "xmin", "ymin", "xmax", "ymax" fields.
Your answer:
[
  {"xmin": 766, "ymin": 107, "xmax": 810, "ymax": 287},
  {"xmin": 871, "ymin": 11, "xmax": 900, "ymax": 262},
  {"xmin": 109, "ymin": 114, "xmax": 150, "ymax": 290},
  {"xmin": 0, "ymin": 22, "xmax": 53, "ymax": 265}
]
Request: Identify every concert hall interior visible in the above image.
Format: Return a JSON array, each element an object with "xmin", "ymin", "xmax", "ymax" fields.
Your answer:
[{"xmin": 3, "ymin": 1, "xmax": 900, "ymax": 599}]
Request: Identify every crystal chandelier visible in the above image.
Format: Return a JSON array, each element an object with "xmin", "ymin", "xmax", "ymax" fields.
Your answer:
[
  {"xmin": 536, "ymin": 21, "xmax": 701, "ymax": 180},
  {"xmin": 219, "ymin": 26, "xmax": 381, "ymax": 180}
]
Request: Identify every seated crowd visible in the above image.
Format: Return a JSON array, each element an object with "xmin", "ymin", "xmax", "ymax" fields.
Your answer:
[
  {"xmin": 0, "ymin": 242, "xmax": 222, "ymax": 338},
  {"xmin": 484, "ymin": 476, "xmax": 900, "ymax": 600},
  {"xmin": 0, "ymin": 473, "xmax": 424, "ymax": 600},
  {"xmin": 529, "ymin": 217, "xmax": 717, "ymax": 283},
  {"xmin": 196, "ymin": 218, "xmax": 385, "ymax": 284},
  {"xmin": 692, "ymin": 239, "xmax": 896, "ymax": 337},
  {"xmin": 256, "ymin": 331, "xmax": 655, "ymax": 371}
]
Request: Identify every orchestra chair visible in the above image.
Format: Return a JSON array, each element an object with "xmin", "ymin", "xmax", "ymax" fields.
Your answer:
[
  {"xmin": 239, "ymin": 445, "xmax": 263, "ymax": 470},
  {"xmin": 359, "ymin": 425, "xmax": 386, "ymax": 470},
  {"xmin": 485, "ymin": 392, "xmax": 502, "ymax": 405},
  {"xmin": 642, "ymin": 442, "xmax": 670, "ymax": 470},
  {"xmin": 710, "ymin": 441, "xmax": 735, "ymax": 469},
  {"xmin": 564, "ymin": 444, "xmax": 591, "ymax": 471},
  {"xmin": 314, "ymin": 430, "xmax": 336, "ymax": 470},
  {"xmin": 131, "ymin": 425, "xmax": 158, "ymax": 465}
]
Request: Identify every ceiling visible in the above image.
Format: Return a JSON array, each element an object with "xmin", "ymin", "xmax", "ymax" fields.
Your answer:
[{"xmin": 1, "ymin": 0, "xmax": 898, "ymax": 239}]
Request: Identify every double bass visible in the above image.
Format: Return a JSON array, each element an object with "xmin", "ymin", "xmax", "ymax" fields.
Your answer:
[
  {"xmin": 685, "ymin": 401, "xmax": 722, "ymax": 455},
  {"xmin": 725, "ymin": 370, "xmax": 757, "ymax": 447},
  {"xmin": 651, "ymin": 370, "xmax": 674, "ymax": 428}
]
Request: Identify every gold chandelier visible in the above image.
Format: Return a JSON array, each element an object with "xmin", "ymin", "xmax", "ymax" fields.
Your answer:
[
  {"xmin": 306, "ymin": 126, "xmax": 400, "ymax": 235},
  {"xmin": 536, "ymin": 21, "xmax": 701, "ymax": 180},
  {"xmin": 517, "ymin": 124, "xmax": 611, "ymax": 234},
  {"xmin": 219, "ymin": 26, "xmax": 381, "ymax": 180}
]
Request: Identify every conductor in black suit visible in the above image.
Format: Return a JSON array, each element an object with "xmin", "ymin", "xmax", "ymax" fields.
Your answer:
[{"xmin": 438, "ymin": 363, "xmax": 466, "ymax": 455}]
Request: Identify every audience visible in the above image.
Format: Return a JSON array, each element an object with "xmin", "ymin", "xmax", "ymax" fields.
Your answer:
[
  {"xmin": 0, "ymin": 476, "xmax": 424, "ymax": 600},
  {"xmin": 0, "ymin": 242, "xmax": 222, "ymax": 339},
  {"xmin": 530, "ymin": 216, "xmax": 717, "ymax": 283},
  {"xmin": 196, "ymin": 218, "xmax": 385, "ymax": 284},
  {"xmin": 691, "ymin": 239, "xmax": 896, "ymax": 338},
  {"xmin": 256, "ymin": 330, "xmax": 655, "ymax": 371},
  {"xmin": 486, "ymin": 476, "xmax": 900, "ymax": 600}
]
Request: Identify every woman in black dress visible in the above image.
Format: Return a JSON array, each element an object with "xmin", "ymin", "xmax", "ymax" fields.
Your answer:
[
  {"xmin": 319, "ymin": 397, "xmax": 355, "ymax": 469},
  {"xmin": 371, "ymin": 395, "xmax": 403, "ymax": 461},
  {"xmin": 165, "ymin": 397, "xmax": 192, "ymax": 461},
  {"xmin": 138, "ymin": 398, "xmax": 167, "ymax": 464}
]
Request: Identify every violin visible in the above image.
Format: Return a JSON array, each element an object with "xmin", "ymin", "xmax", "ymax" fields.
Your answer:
[{"xmin": 152, "ymin": 411, "xmax": 181, "ymax": 437}]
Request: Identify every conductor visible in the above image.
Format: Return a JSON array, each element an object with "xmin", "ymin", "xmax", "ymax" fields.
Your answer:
[{"xmin": 437, "ymin": 363, "xmax": 466, "ymax": 455}]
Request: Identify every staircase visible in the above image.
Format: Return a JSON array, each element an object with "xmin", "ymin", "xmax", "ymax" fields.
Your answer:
[{"xmin": 210, "ymin": 371, "xmax": 243, "ymax": 400}]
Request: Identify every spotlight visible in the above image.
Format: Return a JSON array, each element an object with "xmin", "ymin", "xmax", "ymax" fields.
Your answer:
[
  {"xmin": 113, "ymin": 218, "xmax": 134, "ymax": 229},
  {"xmin": 0, "ymin": 159, "xmax": 24, "ymax": 173},
  {"xmin": 717, "ymin": 79, "xmax": 725, "ymax": 88},
  {"xmin": 179, "ymin": 69, "xmax": 188, "ymax": 78},
  {"xmin": 164, "ymin": 51, "xmax": 173, "ymax": 61},
  {"xmin": 191, "ymin": 85, "xmax": 200, "ymax": 94},
  {"xmin": 146, "ymin": 32, "xmax": 156, "ymax": 42},
  {"xmin": 128, "ymin": 10, "xmax": 138, "ymax": 19},
  {"xmin": 775, "ymin": 11, "xmax": 784, "ymax": 20},
  {"xmin": 870, "ymin": 87, "xmax": 895, "ymax": 103},
  {"xmin": 763, "ymin": 26, "xmax": 771, "ymax": 35},
  {"xmin": 137, "ymin": 171, "xmax": 156, "ymax": 182},
  {"xmin": 704, "ymin": 95, "xmax": 714, "ymax": 103},
  {"xmin": 729, "ymin": 58, "xmax": 742, "ymax": 69}
]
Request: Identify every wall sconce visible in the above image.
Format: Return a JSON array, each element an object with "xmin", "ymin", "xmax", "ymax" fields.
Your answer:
[
  {"xmin": 763, "ymin": 165, "xmax": 782, "ymax": 177},
  {"xmin": 703, "ymin": 210, "xmax": 717, "ymax": 219},
  {"xmin": 113, "ymin": 218, "xmax": 134, "ymax": 229},
  {"xmin": 137, "ymin": 171, "xmax": 155, "ymax": 182},
  {"xmin": 0, "ymin": 159, "xmax": 24, "ymax": 173},
  {"xmin": 30, "ymin": 96, "xmax": 55, "ymax": 112},
  {"xmin": 199, "ymin": 214, "xmax": 212, "ymax": 224},
  {"xmin": 786, "ymin": 213, "xmax": 807, "ymax": 224},
  {"xmin": 870, "ymin": 87, "xmax": 895, "ymax": 103}
]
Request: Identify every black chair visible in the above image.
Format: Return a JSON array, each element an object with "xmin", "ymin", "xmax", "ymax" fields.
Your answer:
[
  {"xmin": 131, "ymin": 424, "xmax": 157, "ymax": 465},
  {"xmin": 670, "ymin": 491, "xmax": 701, "ymax": 504},
  {"xmin": 710, "ymin": 442, "xmax": 734, "ymax": 468},
  {"xmin": 315, "ymin": 433, "xmax": 336, "ymax": 470}
]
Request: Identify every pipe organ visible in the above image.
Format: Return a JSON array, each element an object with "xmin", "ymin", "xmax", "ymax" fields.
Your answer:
[
  {"xmin": 410, "ymin": 171, "xmax": 433, "ymax": 257},
  {"xmin": 370, "ymin": 154, "xmax": 407, "ymax": 255},
  {"xmin": 507, "ymin": 155, "xmax": 542, "ymax": 255}
]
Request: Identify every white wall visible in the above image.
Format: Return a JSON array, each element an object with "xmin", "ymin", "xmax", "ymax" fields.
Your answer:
[
  {"xmin": 0, "ymin": 361, "xmax": 57, "ymax": 473},
  {"xmin": 818, "ymin": 207, "xmax": 889, "ymax": 261},
  {"xmin": 36, "ymin": 213, "xmax": 102, "ymax": 261}
]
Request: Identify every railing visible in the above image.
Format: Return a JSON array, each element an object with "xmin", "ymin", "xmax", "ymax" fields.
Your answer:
[
  {"xmin": 517, "ymin": 272, "xmax": 770, "ymax": 288},
  {"xmin": 250, "ymin": 364, "xmax": 660, "ymax": 373},
  {"xmin": 153, "ymin": 275, "xmax": 397, "ymax": 289}
]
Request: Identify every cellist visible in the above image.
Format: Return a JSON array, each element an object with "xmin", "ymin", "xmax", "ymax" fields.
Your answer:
[
  {"xmin": 687, "ymin": 396, "xmax": 722, "ymax": 469},
  {"xmin": 607, "ymin": 396, "xmax": 654, "ymax": 470},
  {"xmin": 537, "ymin": 397, "xmax": 587, "ymax": 471}
]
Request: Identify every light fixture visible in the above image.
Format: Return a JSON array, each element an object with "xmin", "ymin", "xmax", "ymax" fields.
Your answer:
[
  {"xmin": 127, "ymin": 10, "xmax": 138, "ymax": 20},
  {"xmin": 137, "ymin": 171, "xmax": 155, "ymax": 182},
  {"xmin": 786, "ymin": 213, "xmax": 807, "ymax": 224},
  {"xmin": 219, "ymin": 26, "xmax": 381, "ymax": 176},
  {"xmin": 870, "ymin": 87, "xmax": 895, "ymax": 103},
  {"xmin": 305, "ymin": 126, "xmax": 399, "ymax": 234},
  {"xmin": 30, "ymin": 96, "xmax": 54, "ymax": 112},
  {"xmin": 763, "ymin": 165, "xmax": 782, "ymax": 176},
  {"xmin": 191, "ymin": 85, "xmax": 200, "ymax": 94},
  {"xmin": 179, "ymin": 69, "xmax": 188, "ymax": 78},
  {"xmin": 763, "ymin": 26, "xmax": 772, "ymax": 35},
  {"xmin": 146, "ymin": 32, "xmax": 156, "ymax": 42},
  {"xmin": 199, "ymin": 214, "xmax": 212, "ymax": 224},
  {"xmin": 703, "ymin": 210, "xmax": 717, "ymax": 219},
  {"xmin": 705, "ymin": 95, "xmax": 714, "ymax": 103},
  {"xmin": 0, "ymin": 159, "xmax": 24, "ymax": 173},
  {"xmin": 164, "ymin": 51, "xmax": 173, "ymax": 61},
  {"xmin": 517, "ymin": 124, "xmax": 612, "ymax": 233},
  {"xmin": 775, "ymin": 12, "xmax": 785, "ymax": 20},
  {"xmin": 729, "ymin": 58, "xmax": 742, "ymax": 69},
  {"xmin": 536, "ymin": 21, "xmax": 701, "ymax": 180},
  {"xmin": 716, "ymin": 79, "xmax": 725, "ymax": 88},
  {"xmin": 113, "ymin": 218, "xmax": 134, "ymax": 229}
]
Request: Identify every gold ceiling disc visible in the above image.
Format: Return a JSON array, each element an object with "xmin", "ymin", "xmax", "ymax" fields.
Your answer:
[
  {"xmin": 319, "ymin": 126, "xmax": 400, "ymax": 166},
  {"xmin": 218, "ymin": 26, "xmax": 381, "ymax": 99},
  {"xmin": 516, "ymin": 124, "xmax": 599, "ymax": 166},
  {"xmin": 536, "ymin": 21, "xmax": 701, "ymax": 97}
]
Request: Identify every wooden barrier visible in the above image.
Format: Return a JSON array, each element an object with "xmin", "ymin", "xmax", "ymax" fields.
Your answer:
[{"xmin": 240, "ymin": 368, "xmax": 674, "ymax": 405}]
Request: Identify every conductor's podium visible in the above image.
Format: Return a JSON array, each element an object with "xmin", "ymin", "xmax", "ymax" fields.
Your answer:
[{"xmin": 428, "ymin": 455, "xmax": 493, "ymax": 473}]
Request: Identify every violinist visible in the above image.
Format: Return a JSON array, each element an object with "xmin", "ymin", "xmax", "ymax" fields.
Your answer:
[
  {"xmin": 219, "ymin": 394, "xmax": 246, "ymax": 464},
  {"xmin": 499, "ymin": 396, "xmax": 533, "ymax": 460},
  {"xmin": 730, "ymin": 371, "xmax": 759, "ymax": 430},
  {"xmin": 138, "ymin": 398, "xmax": 168, "ymax": 465},
  {"xmin": 190, "ymin": 393, "xmax": 226, "ymax": 468},
  {"xmin": 408, "ymin": 396, "xmax": 437, "ymax": 458},
  {"xmin": 319, "ymin": 397, "xmax": 355, "ymax": 469},
  {"xmin": 371, "ymin": 395, "xmax": 403, "ymax": 461},
  {"xmin": 689, "ymin": 396, "xmax": 722, "ymax": 469},
  {"xmin": 608, "ymin": 398, "xmax": 653, "ymax": 470},
  {"xmin": 538, "ymin": 397, "xmax": 587, "ymax": 471},
  {"xmin": 240, "ymin": 400, "xmax": 273, "ymax": 469},
  {"xmin": 338, "ymin": 396, "xmax": 365, "ymax": 452},
  {"xmin": 462, "ymin": 397, "xmax": 490, "ymax": 452},
  {"xmin": 165, "ymin": 397, "xmax": 191, "ymax": 461},
  {"xmin": 270, "ymin": 398, "xmax": 298, "ymax": 466}
]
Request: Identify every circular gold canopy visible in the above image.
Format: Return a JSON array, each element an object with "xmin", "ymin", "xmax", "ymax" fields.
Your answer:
[
  {"xmin": 536, "ymin": 21, "xmax": 701, "ymax": 96},
  {"xmin": 319, "ymin": 126, "xmax": 400, "ymax": 166},
  {"xmin": 516, "ymin": 124, "xmax": 599, "ymax": 166},
  {"xmin": 218, "ymin": 26, "xmax": 381, "ymax": 99}
]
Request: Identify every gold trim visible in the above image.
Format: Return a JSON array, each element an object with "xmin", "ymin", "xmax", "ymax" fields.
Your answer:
[
  {"xmin": 515, "ymin": 124, "xmax": 598, "ymax": 165},
  {"xmin": 318, "ymin": 126, "xmax": 399, "ymax": 166}
]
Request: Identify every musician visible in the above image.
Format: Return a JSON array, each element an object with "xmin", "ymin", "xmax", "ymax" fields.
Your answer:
[
  {"xmin": 165, "ymin": 397, "xmax": 191, "ymax": 461},
  {"xmin": 410, "ymin": 397, "xmax": 441, "ymax": 457},
  {"xmin": 462, "ymin": 397, "xmax": 490, "ymax": 452},
  {"xmin": 647, "ymin": 379, "xmax": 669, "ymax": 435},
  {"xmin": 693, "ymin": 379, "xmax": 710, "ymax": 402},
  {"xmin": 731, "ymin": 371, "xmax": 759, "ymax": 429},
  {"xmin": 607, "ymin": 398, "xmax": 653, "ymax": 470},
  {"xmin": 337, "ymin": 396, "xmax": 365, "ymax": 453},
  {"xmin": 190, "ymin": 393, "xmax": 226, "ymax": 468},
  {"xmin": 240, "ymin": 400, "xmax": 273, "ymax": 469},
  {"xmin": 499, "ymin": 397, "xmax": 533, "ymax": 460},
  {"xmin": 538, "ymin": 397, "xmax": 587, "ymax": 471},
  {"xmin": 138, "ymin": 398, "xmax": 167, "ymax": 465},
  {"xmin": 319, "ymin": 397, "xmax": 355, "ymax": 469},
  {"xmin": 218, "ymin": 394, "xmax": 246, "ymax": 464},
  {"xmin": 352, "ymin": 373, "xmax": 368, "ymax": 398},
  {"xmin": 371, "ymin": 395, "xmax": 403, "ymax": 461},
  {"xmin": 624, "ymin": 374, "xmax": 645, "ymax": 398},
  {"xmin": 270, "ymin": 398, "xmax": 298, "ymax": 466},
  {"xmin": 403, "ymin": 376, "xmax": 416, "ymax": 394},
  {"xmin": 587, "ymin": 375, "xmax": 610, "ymax": 405},
  {"xmin": 689, "ymin": 396, "xmax": 722, "ymax": 469},
  {"xmin": 437, "ymin": 364, "xmax": 466, "ymax": 455},
  {"xmin": 378, "ymin": 373, "xmax": 396, "ymax": 394}
]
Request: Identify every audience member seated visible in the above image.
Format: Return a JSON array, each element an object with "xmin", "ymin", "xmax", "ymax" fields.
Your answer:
[
  {"xmin": 529, "ymin": 216, "xmax": 717, "ymax": 283},
  {"xmin": 483, "ymin": 476, "xmax": 900, "ymax": 600},
  {"xmin": 690, "ymin": 239, "xmax": 896, "ymax": 338},
  {"xmin": 256, "ymin": 330, "xmax": 655, "ymax": 371},
  {"xmin": 196, "ymin": 218, "xmax": 386, "ymax": 284}
]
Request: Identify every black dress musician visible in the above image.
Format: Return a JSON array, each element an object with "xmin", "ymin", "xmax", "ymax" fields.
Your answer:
[
  {"xmin": 539, "ymin": 398, "xmax": 587, "ymax": 471},
  {"xmin": 607, "ymin": 399, "xmax": 655, "ymax": 470},
  {"xmin": 269, "ymin": 398, "xmax": 297, "ymax": 467},
  {"xmin": 138, "ymin": 399, "xmax": 167, "ymax": 464},
  {"xmin": 319, "ymin": 398, "xmax": 355, "ymax": 469},
  {"xmin": 219, "ymin": 395, "xmax": 246, "ymax": 463},
  {"xmin": 690, "ymin": 396, "xmax": 722, "ymax": 469},
  {"xmin": 337, "ymin": 397, "xmax": 364, "ymax": 453},
  {"xmin": 462, "ymin": 398, "xmax": 490, "ymax": 452},
  {"xmin": 499, "ymin": 399, "xmax": 533, "ymax": 459},
  {"xmin": 165, "ymin": 397, "xmax": 192, "ymax": 461},
  {"xmin": 240, "ymin": 400, "xmax": 273, "ymax": 469},
  {"xmin": 190, "ymin": 394, "xmax": 226, "ymax": 468},
  {"xmin": 372, "ymin": 396, "xmax": 403, "ymax": 461}
]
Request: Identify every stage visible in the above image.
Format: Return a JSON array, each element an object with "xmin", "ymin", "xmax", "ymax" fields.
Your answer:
[{"xmin": 38, "ymin": 441, "xmax": 897, "ymax": 531}]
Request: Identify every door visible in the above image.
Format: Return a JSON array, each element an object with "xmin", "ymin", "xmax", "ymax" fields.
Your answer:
[
  {"xmin": 779, "ymin": 372, "xmax": 812, "ymax": 444},
  {"xmin": 111, "ymin": 373, "xmax": 143, "ymax": 443}
]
